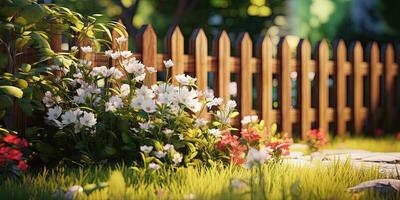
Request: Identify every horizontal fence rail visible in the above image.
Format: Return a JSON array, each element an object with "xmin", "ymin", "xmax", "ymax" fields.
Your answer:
[{"xmin": 18, "ymin": 23, "xmax": 400, "ymax": 139}]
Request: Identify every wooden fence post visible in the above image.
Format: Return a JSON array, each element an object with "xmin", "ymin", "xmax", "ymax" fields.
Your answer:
[
  {"xmin": 317, "ymin": 40, "xmax": 329, "ymax": 134},
  {"xmin": 111, "ymin": 20, "xmax": 129, "ymax": 67},
  {"xmin": 334, "ymin": 40, "xmax": 347, "ymax": 137},
  {"xmin": 213, "ymin": 30, "xmax": 231, "ymax": 102},
  {"xmin": 366, "ymin": 42, "xmax": 380, "ymax": 133},
  {"xmin": 382, "ymin": 43, "xmax": 395, "ymax": 131},
  {"xmin": 298, "ymin": 39, "xmax": 311, "ymax": 139},
  {"xmin": 349, "ymin": 41, "xmax": 364, "ymax": 135},
  {"xmin": 165, "ymin": 26, "xmax": 184, "ymax": 83},
  {"xmin": 136, "ymin": 24, "xmax": 157, "ymax": 86},
  {"xmin": 236, "ymin": 32, "xmax": 253, "ymax": 122},
  {"xmin": 256, "ymin": 35, "xmax": 273, "ymax": 135},
  {"xmin": 189, "ymin": 28, "xmax": 208, "ymax": 117},
  {"xmin": 278, "ymin": 38, "xmax": 292, "ymax": 135}
]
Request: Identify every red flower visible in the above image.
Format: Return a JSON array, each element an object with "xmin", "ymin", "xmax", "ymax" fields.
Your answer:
[
  {"xmin": 397, "ymin": 132, "xmax": 400, "ymax": 141},
  {"xmin": 309, "ymin": 129, "xmax": 326, "ymax": 146},
  {"xmin": 241, "ymin": 129, "xmax": 261, "ymax": 143},
  {"xmin": 17, "ymin": 160, "xmax": 28, "ymax": 171},
  {"xmin": 3, "ymin": 134, "xmax": 28, "ymax": 148},
  {"xmin": 5, "ymin": 149, "xmax": 23, "ymax": 161}
]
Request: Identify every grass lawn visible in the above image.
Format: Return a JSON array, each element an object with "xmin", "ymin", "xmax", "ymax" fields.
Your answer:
[{"xmin": 1, "ymin": 138, "xmax": 399, "ymax": 200}]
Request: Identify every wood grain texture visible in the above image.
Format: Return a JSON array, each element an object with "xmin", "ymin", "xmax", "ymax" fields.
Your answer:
[
  {"xmin": 278, "ymin": 38, "xmax": 292, "ymax": 135},
  {"xmin": 317, "ymin": 40, "xmax": 329, "ymax": 133},
  {"xmin": 165, "ymin": 26, "xmax": 184, "ymax": 83},
  {"xmin": 213, "ymin": 30, "xmax": 231, "ymax": 102},
  {"xmin": 366, "ymin": 42, "xmax": 380, "ymax": 133},
  {"xmin": 298, "ymin": 39, "xmax": 311, "ymax": 139},
  {"xmin": 333, "ymin": 40, "xmax": 347, "ymax": 137},
  {"xmin": 349, "ymin": 41, "xmax": 364, "ymax": 135},
  {"xmin": 136, "ymin": 24, "xmax": 157, "ymax": 86}
]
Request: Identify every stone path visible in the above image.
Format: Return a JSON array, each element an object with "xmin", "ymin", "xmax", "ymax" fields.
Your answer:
[{"xmin": 285, "ymin": 145, "xmax": 400, "ymax": 178}]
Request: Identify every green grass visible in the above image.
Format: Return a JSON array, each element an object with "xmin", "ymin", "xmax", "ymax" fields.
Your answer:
[
  {"xmin": 0, "ymin": 161, "xmax": 398, "ymax": 200},
  {"xmin": 325, "ymin": 137, "xmax": 400, "ymax": 152},
  {"xmin": 2, "ymin": 138, "xmax": 400, "ymax": 200}
]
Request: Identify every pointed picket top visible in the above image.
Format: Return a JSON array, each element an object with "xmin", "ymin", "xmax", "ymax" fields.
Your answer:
[
  {"xmin": 112, "ymin": 19, "xmax": 128, "ymax": 51},
  {"xmin": 136, "ymin": 24, "xmax": 157, "ymax": 51},
  {"xmin": 277, "ymin": 37, "xmax": 290, "ymax": 59},
  {"xmin": 317, "ymin": 39, "xmax": 329, "ymax": 59},
  {"xmin": 256, "ymin": 34, "xmax": 272, "ymax": 57},
  {"xmin": 213, "ymin": 30, "xmax": 231, "ymax": 103},
  {"xmin": 333, "ymin": 40, "xmax": 346, "ymax": 60},
  {"xmin": 189, "ymin": 28, "xmax": 207, "ymax": 48},
  {"xmin": 136, "ymin": 24, "xmax": 157, "ymax": 86},
  {"xmin": 349, "ymin": 41, "xmax": 363, "ymax": 61},
  {"xmin": 297, "ymin": 38, "xmax": 311, "ymax": 57},
  {"xmin": 366, "ymin": 42, "xmax": 379, "ymax": 62},
  {"xmin": 382, "ymin": 43, "xmax": 395, "ymax": 63},
  {"xmin": 165, "ymin": 25, "xmax": 184, "ymax": 79},
  {"xmin": 236, "ymin": 32, "xmax": 252, "ymax": 53}
]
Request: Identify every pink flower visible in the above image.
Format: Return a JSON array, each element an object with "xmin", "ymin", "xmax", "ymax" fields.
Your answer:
[
  {"xmin": 17, "ymin": 160, "xmax": 28, "ymax": 171},
  {"xmin": 374, "ymin": 128, "xmax": 383, "ymax": 138}
]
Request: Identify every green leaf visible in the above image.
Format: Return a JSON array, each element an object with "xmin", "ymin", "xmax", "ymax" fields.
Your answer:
[
  {"xmin": 229, "ymin": 111, "xmax": 239, "ymax": 118},
  {"xmin": 0, "ymin": 95, "xmax": 13, "ymax": 110},
  {"xmin": 20, "ymin": 63, "xmax": 31, "ymax": 72},
  {"xmin": 16, "ymin": 98, "xmax": 33, "ymax": 115},
  {"xmin": 14, "ymin": 3, "xmax": 45, "ymax": 25},
  {"xmin": 0, "ymin": 86, "xmax": 23, "ymax": 98}
]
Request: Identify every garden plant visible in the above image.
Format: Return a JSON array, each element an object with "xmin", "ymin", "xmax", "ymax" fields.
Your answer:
[{"xmin": 1, "ymin": 1, "xmax": 400, "ymax": 200}]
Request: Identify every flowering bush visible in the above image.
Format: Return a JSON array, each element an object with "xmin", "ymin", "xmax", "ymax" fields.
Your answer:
[
  {"xmin": 37, "ymin": 37, "xmax": 238, "ymax": 167},
  {"xmin": 0, "ymin": 131, "xmax": 29, "ymax": 179},
  {"xmin": 306, "ymin": 129, "xmax": 326, "ymax": 152},
  {"xmin": 217, "ymin": 115, "xmax": 293, "ymax": 166}
]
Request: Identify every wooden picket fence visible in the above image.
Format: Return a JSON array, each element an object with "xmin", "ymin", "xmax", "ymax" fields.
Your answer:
[{"xmin": 20, "ymin": 24, "xmax": 400, "ymax": 139}]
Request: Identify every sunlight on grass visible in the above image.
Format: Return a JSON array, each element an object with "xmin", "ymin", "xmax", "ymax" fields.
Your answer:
[
  {"xmin": 0, "ymin": 162, "xmax": 397, "ymax": 200},
  {"xmin": 326, "ymin": 137, "xmax": 400, "ymax": 152}
]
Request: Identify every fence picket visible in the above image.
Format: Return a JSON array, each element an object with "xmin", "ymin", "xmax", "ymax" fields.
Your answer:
[
  {"xmin": 213, "ymin": 31, "xmax": 231, "ymax": 102},
  {"xmin": 366, "ymin": 42, "xmax": 380, "ymax": 133},
  {"xmin": 278, "ymin": 38, "xmax": 292, "ymax": 135},
  {"xmin": 136, "ymin": 24, "xmax": 157, "ymax": 86},
  {"xmin": 236, "ymin": 32, "xmax": 253, "ymax": 122},
  {"xmin": 382, "ymin": 44, "xmax": 395, "ymax": 131},
  {"xmin": 349, "ymin": 41, "xmax": 364, "ymax": 135},
  {"xmin": 189, "ymin": 28, "xmax": 208, "ymax": 117},
  {"xmin": 334, "ymin": 40, "xmax": 347, "ymax": 137},
  {"xmin": 298, "ymin": 39, "xmax": 311, "ymax": 139},
  {"xmin": 165, "ymin": 26, "xmax": 184, "ymax": 83},
  {"xmin": 317, "ymin": 40, "xmax": 329, "ymax": 134},
  {"xmin": 256, "ymin": 35, "xmax": 273, "ymax": 135}
]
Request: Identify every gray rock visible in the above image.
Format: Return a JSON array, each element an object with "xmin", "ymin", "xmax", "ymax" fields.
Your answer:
[
  {"xmin": 362, "ymin": 155, "xmax": 400, "ymax": 163},
  {"xmin": 348, "ymin": 179, "xmax": 400, "ymax": 194}
]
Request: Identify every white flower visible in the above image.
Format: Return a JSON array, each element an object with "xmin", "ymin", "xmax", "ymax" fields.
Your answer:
[
  {"xmin": 79, "ymin": 111, "xmax": 96, "ymax": 128},
  {"xmin": 80, "ymin": 46, "xmax": 92, "ymax": 53},
  {"xmin": 142, "ymin": 99, "xmax": 157, "ymax": 113},
  {"xmin": 136, "ymin": 85, "xmax": 155, "ymax": 99},
  {"xmin": 108, "ymin": 67, "xmax": 123, "ymax": 79},
  {"xmin": 163, "ymin": 59, "xmax": 174, "ymax": 68},
  {"xmin": 174, "ymin": 74, "xmax": 197, "ymax": 86},
  {"xmin": 157, "ymin": 93, "xmax": 172, "ymax": 105},
  {"xmin": 116, "ymin": 36, "xmax": 127, "ymax": 44},
  {"xmin": 163, "ymin": 128, "xmax": 173, "ymax": 136},
  {"xmin": 195, "ymin": 118, "xmax": 208, "ymax": 127},
  {"xmin": 154, "ymin": 151, "xmax": 167, "ymax": 158},
  {"xmin": 42, "ymin": 91, "xmax": 55, "ymax": 108},
  {"xmin": 179, "ymin": 134, "xmax": 185, "ymax": 141},
  {"xmin": 163, "ymin": 144, "xmax": 174, "ymax": 151},
  {"xmin": 226, "ymin": 100, "xmax": 237, "ymax": 110},
  {"xmin": 241, "ymin": 115, "xmax": 258, "ymax": 125},
  {"xmin": 139, "ymin": 122, "xmax": 153, "ymax": 130},
  {"xmin": 47, "ymin": 106, "xmax": 62, "ymax": 121},
  {"xmin": 61, "ymin": 110, "xmax": 77, "ymax": 125},
  {"xmin": 148, "ymin": 163, "xmax": 161, "ymax": 170},
  {"xmin": 125, "ymin": 60, "xmax": 145, "ymax": 74},
  {"xmin": 245, "ymin": 148, "xmax": 271, "ymax": 169},
  {"xmin": 172, "ymin": 153, "xmax": 183, "ymax": 165},
  {"xmin": 131, "ymin": 96, "xmax": 145, "ymax": 109},
  {"xmin": 229, "ymin": 82, "xmax": 237, "ymax": 97},
  {"xmin": 121, "ymin": 51, "xmax": 132, "ymax": 58},
  {"xmin": 105, "ymin": 50, "xmax": 113, "ymax": 57},
  {"xmin": 71, "ymin": 46, "xmax": 78, "ymax": 51},
  {"xmin": 134, "ymin": 74, "xmax": 146, "ymax": 81},
  {"xmin": 105, "ymin": 96, "xmax": 123, "ymax": 112},
  {"xmin": 206, "ymin": 97, "xmax": 223, "ymax": 109},
  {"xmin": 110, "ymin": 51, "xmax": 121, "ymax": 60},
  {"xmin": 209, "ymin": 128, "xmax": 222, "ymax": 138},
  {"xmin": 120, "ymin": 84, "xmax": 130, "ymax": 97},
  {"xmin": 48, "ymin": 64, "xmax": 60, "ymax": 71},
  {"xmin": 90, "ymin": 66, "xmax": 108, "ymax": 77},
  {"xmin": 146, "ymin": 67, "xmax": 157, "ymax": 74},
  {"xmin": 140, "ymin": 145, "xmax": 153, "ymax": 154},
  {"xmin": 204, "ymin": 89, "xmax": 214, "ymax": 101}
]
